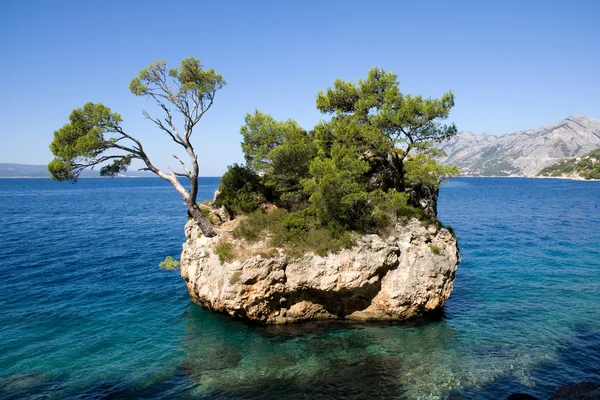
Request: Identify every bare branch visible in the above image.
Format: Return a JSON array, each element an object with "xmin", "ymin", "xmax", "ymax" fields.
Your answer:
[
  {"xmin": 111, "ymin": 143, "xmax": 139, "ymax": 154},
  {"xmin": 173, "ymin": 154, "xmax": 191, "ymax": 176},
  {"xmin": 143, "ymin": 109, "xmax": 184, "ymax": 146},
  {"xmin": 148, "ymin": 93, "xmax": 186, "ymax": 144}
]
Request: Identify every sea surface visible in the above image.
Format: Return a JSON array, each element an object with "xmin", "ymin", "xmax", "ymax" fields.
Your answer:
[{"xmin": 0, "ymin": 177, "xmax": 599, "ymax": 399}]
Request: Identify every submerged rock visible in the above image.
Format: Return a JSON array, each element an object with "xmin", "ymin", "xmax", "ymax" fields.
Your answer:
[
  {"xmin": 180, "ymin": 218, "xmax": 459, "ymax": 324},
  {"xmin": 548, "ymin": 382, "xmax": 600, "ymax": 400},
  {"xmin": 507, "ymin": 381, "xmax": 600, "ymax": 400}
]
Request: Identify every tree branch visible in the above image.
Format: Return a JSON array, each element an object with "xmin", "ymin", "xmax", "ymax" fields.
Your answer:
[
  {"xmin": 142, "ymin": 109, "xmax": 184, "ymax": 146},
  {"xmin": 173, "ymin": 154, "xmax": 191, "ymax": 176}
]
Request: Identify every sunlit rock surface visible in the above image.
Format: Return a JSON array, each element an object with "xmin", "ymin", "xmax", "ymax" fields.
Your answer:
[
  {"xmin": 439, "ymin": 115, "xmax": 600, "ymax": 177},
  {"xmin": 180, "ymin": 218, "xmax": 459, "ymax": 324}
]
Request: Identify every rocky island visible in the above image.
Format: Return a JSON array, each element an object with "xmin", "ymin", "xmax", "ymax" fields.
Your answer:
[
  {"xmin": 179, "ymin": 68, "xmax": 461, "ymax": 324},
  {"xmin": 46, "ymin": 58, "xmax": 461, "ymax": 324},
  {"xmin": 180, "ymin": 208, "xmax": 458, "ymax": 323}
]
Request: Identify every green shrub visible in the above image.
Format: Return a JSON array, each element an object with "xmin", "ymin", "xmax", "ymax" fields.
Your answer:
[
  {"xmin": 429, "ymin": 244, "xmax": 443, "ymax": 255},
  {"xmin": 270, "ymin": 208, "xmax": 319, "ymax": 246},
  {"xmin": 198, "ymin": 205, "xmax": 215, "ymax": 224},
  {"xmin": 215, "ymin": 164, "xmax": 265, "ymax": 217},
  {"xmin": 229, "ymin": 271, "xmax": 242, "ymax": 284},
  {"xmin": 229, "ymin": 69, "xmax": 461, "ymax": 257},
  {"xmin": 233, "ymin": 208, "xmax": 288, "ymax": 241},
  {"xmin": 272, "ymin": 208, "xmax": 356, "ymax": 257},
  {"xmin": 159, "ymin": 256, "xmax": 180, "ymax": 270},
  {"xmin": 214, "ymin": 240, "xmax": 235, "ymax": 264},
  {"xmin": 538, "ymin": 148, "xmax": 600, "ymax": 178},
  {"xmin": 397, "ymin": 205, "xmax": 425, "ymax": 221},
  {"xmin": 241, "ymin": 110, "xmax": 316, "ymax": 205},
  {"xmin": 232, "ymin": 206, "xmax": 356, "ymax": 258},
  {"xmin": 404, "ymin": 153, "xmax": 460, "ymax": 189}
]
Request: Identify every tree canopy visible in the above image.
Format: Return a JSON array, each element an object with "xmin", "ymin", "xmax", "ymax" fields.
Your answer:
[
  {"xmin": 218, "ymin": 67, "xmax": 459, "ymax": 250},
  {"xmin": 49, "ymin": 62, "xmax": 458, "ymax": 247},
  {"xmin": 314, "ymin": 67, "xmax": 457, "ymax": 192},
  {"xmin": 48, "ymin": 58, "xmax": 225, "ymax": 236}
]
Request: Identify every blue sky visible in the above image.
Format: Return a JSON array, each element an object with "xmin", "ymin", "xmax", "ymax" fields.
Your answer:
[{"xmin": 1, "ymin": 0, "xmax": 598, "ymax": 176}]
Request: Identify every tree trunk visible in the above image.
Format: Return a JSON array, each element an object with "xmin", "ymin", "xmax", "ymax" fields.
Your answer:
[
  {"xmin": 186, "ymin": 200, "xmax": 217, "ymax": 237},
  {"xmin": 386, "ymin": 151, "xmax": 406, "ymax": 192}
]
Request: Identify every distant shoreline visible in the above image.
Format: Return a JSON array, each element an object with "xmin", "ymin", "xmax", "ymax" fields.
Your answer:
[
  {"xmin": 0, "ymin": 176, "xmax": 221, "ymax": 179},
  {"xmin": 457, "ymin": 175, "xmax": 599, "ymax": 181},
  {"xmin": 2, "ymin": 175, "xmax": 596, "ymax": 181},
  {"xmin": 0, "ymin": 176, "xmax": 160, "ymax": 179}
]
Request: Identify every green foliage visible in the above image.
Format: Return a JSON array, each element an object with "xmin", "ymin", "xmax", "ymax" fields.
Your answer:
[
  {"xmin": 214, "ymin": 240, "xmax": 235, "ymax": 265},
  {"xmin": 198, "ymin": 205, "xmax": 215, "ymax": 224},
  {"xmin": 404, "ymin": 153, "xmax": 460, "ymax": 189},
  {"xmin": 214, "ymin": 164, "xmax": 265, "ymax": 216},
  {"xmin": 48, "ymin": 102, "xmax": 124, "ymax": 181},
  {"xmin": 241, "ymin": 110, "xmax": 286, "ymax": 172},
  {"xmin": 429, "ymin": 244, "xmax": 443, "ymax": 255},
  {"xmin": 303, "ymin": 142, "xmax": 412, "ymax": 231},
  {"xmin": 303, "ymin": 143, "xmax": 371, "ymax": 228},
  {"xmin": 315, "ymin": 67, "xmax": 456, "ymax": 157},
  {"xmin": 303, "ymin": 67, "xmax": 457, "ymax": 231},
  {"xmin": 233, "ymin": 209, "xmax": 286, "ymax": 241},
  {"xmin": 368, "ymin": 189, "xmax": 412, "ymax": 227},
  {"xmin": 100, "ymin": 155, "xmax": 134, "ymax": 177},
  {"xmin": 284, "ymin": 228, "xmax": 356, "ymax": 258},
  {"xmin": 240, "ymin": 110, "xmax": 316, "ymax": 204},
  {"xmin": 232, "ymin": 208, "xmax": 356, "ymax": 258},
  {"xmin": 48, "ymin": 57, "xmax": 226, "ymax": 237},
  {"xmin": 130, "ymin": 58, "xmax": 225, "ymax": 103},
  {"xmin": 537, "ymin": 149, "xmax": 600, "ymax": 179},
  {"xmin": 229, "ymin": 271, "xmax": 242, "ymax": 285},
  {"xmin": 582, "ymin": 168, "xmax": 600, "ymax": 180},
  {"xmin": 159, "ymin": 256, "xmax": 180, "ymax": 270},
  {"xmin": 269, "ymin": 207, "xmax": 320, "ymax": 246},
  {"xmin": 227, "ymin": 67, "xmax": 458, "ymax": 257}
]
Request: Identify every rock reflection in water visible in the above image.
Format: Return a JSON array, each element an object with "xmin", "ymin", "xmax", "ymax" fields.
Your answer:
[{"xmin": 177, "ymin": 306, "xmax": 466, "ymax": 399}]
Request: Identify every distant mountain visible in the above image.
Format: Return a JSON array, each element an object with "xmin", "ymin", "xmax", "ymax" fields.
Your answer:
[
  {"xmin": 0, "ymin": 164, "xmax": 50, "ymax": 177},
  {"xmin": 438, "ymin": 115, "xmax": 600, "ymax": 176},
  {"xmin": 537, "ymin": 148, "xmax": 600, "ymax": 180},
  {"xmin": 0, "ymin": 163, "xmax": 155, "ymax": 178}
]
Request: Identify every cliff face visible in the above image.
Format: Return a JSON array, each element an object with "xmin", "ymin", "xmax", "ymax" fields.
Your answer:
[
  {"xmin": 180, "ymin": 218, "xmax": 459, "ymax": 324},
  {"xmin": 438, "ymin": 115, "xmax": 600, "ymax": 177}
]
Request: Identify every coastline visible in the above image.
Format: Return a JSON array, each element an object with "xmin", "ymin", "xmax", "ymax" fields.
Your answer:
[{"xmin": 456, "ymin": 175, "xmax": 599, "ymax": 181}]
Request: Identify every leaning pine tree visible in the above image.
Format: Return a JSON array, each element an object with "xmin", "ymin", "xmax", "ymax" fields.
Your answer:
[{"xmin": 48, "ymin": 58, "xmax": 224, "ymax": 237}]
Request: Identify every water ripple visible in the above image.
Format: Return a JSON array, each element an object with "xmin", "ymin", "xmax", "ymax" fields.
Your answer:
[{"xmin": 0, "ymin": 177, "xmax": 599, "ymax": 399}]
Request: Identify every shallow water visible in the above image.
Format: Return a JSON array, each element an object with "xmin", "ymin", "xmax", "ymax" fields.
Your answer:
[{"xmin": 0, "ymin": 177, "xmax": 599, "ymax": 399}]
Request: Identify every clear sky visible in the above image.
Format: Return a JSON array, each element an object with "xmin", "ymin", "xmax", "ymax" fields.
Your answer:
[{"xmin": 1, "ymin": 0, "xmax": 599, "ymax": 176}]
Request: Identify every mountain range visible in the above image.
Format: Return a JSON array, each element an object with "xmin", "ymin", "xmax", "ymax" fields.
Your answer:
[
  {"xmin": 4, "ymin": 115, "xmax": 600, "ymax": 179},
  {"xmin": 438, "ymin": 115, "xmax": 600, "ymax": 176},
  {"xmin": 0, "ymin": 163, "xmax": 154, "ymax": 178}
]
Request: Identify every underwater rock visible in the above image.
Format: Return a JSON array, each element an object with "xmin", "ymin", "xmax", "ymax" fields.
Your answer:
[{"xmin": 548, "ymin": 382, "xmax": 600, "ymax": 400}]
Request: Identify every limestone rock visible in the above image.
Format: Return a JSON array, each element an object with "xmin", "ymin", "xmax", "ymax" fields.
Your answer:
[
  {"xmin": 438, "ymin": 115, "xmax": 600, "ymax": 177},
  {"xmin": 180, "ymin": 218, "xmax": 459, "ymax": 324}
]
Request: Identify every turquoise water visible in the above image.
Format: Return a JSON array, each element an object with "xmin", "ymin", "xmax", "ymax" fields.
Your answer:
[{"xmin": 0, "ymin": 177, "xmax": 599, "ymax": 399}]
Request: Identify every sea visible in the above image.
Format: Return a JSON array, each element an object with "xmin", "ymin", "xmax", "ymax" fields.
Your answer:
[{"xmin": 0, "ymin": 177, "xmax": 599, "ymax": 399}]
